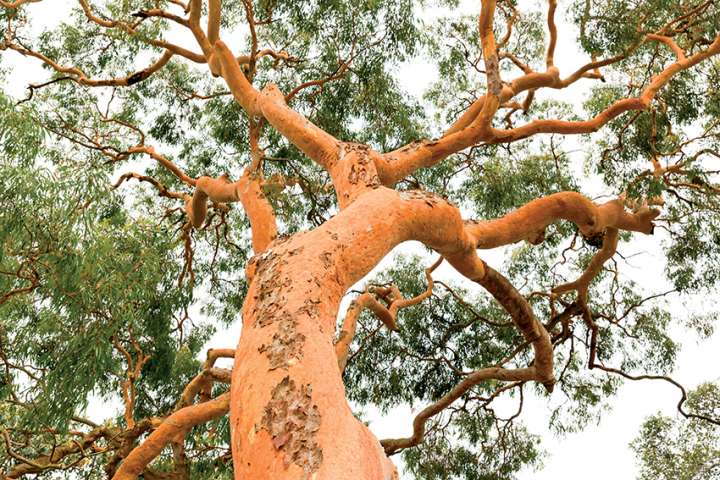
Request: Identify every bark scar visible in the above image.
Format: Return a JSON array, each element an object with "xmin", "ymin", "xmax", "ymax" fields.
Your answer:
[
  {"xmin": 260, "ymin": 376, "xmax": 323, "ymax": 478},
  {"xmin": 259, "ymin": 313, "xmax": 305, "ymax": 369}
]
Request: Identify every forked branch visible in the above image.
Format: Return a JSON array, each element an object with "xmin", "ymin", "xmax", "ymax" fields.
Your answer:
[
  {"xmin": 5, "ymin": 42, "xmax": 174, "ymax": 87},
  {"xmin": 335, "ymin": 258, "xmax": 442, "ymax": 371},
  {"xmin": 553, "ymin": 227, "xmax": 620, "ymax": 298},
  {"xmin": 380, "ymin": 367, "xmax": 533, "ymax": 455},
  {"xmin": 111, "ymin": 393, "xmax": 230, "ymax": 480},
  {"xmin": 185, "ymin": 170, "xmax": 277, "ymax": 253},
  {"xmin": 377, "ymin": 30, "xmax": 720, "ymax": 184}
]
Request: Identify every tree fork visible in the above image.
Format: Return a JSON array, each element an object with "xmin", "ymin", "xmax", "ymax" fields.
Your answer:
[
  {"xmin": 230, "ymin": 187, "xmax": 480, "ymax": 478},
  {"xmin": 228, "ymin": 185, "xmax": 657, "ymax": 477}
]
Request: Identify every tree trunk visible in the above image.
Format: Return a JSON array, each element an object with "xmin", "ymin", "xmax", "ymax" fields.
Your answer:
[
  {"xmin": 229, "ymin": 185, "xmax": 483, "ymax": 479},
  {"xmin": 230, "ymin": 198, "xmax": 401, "ymax": 479}
]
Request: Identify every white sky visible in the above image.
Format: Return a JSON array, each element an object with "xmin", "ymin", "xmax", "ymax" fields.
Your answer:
[{"xmin": 2, "ymin": 1, "xmax": 719, "ymax": 479}]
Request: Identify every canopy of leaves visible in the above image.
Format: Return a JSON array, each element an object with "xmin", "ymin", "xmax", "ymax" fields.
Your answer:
[{"xmin": 1, "ymin": 0, "xmax": 719, "ymax": 478}]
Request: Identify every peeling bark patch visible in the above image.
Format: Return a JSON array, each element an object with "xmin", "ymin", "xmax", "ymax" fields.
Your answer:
[
  {"xmin": 253, "ymin": 250, "xmax": 278, "ymax": 280},
  {"xmin": 253, "ymin": 251, "xmax": 292, "ymax": 327},
  {"xmin": 340, "ymin": 141, "xmax": 370, "ymax": 158},
  {"xmin": 298, "ymin": 298, "xmax": 321, "ymax": 320},
  {"xmin": 485, "ymin": 53, "xmax": 502, "ymax": 96},
  {"xmin": 259, "ymin": 313, "xmax": 306, "ymax": 370},
  {"xmin": 271, "ymin": 233, "xmax": 294, "ymax": 247},
  {"xmin": 399, "ymin": 189, "xmax": 449, "ymax": 207},
  {"xmin": 341, "ymin": 142, "xmax": 381, "ymax": 189},
  {"xmin": 347, "ymin": 162, "xmax": 380, "ymax": 188},
  {"xmin": 261, "ymin": 377, "xmax": 323, "ymax": 477}
]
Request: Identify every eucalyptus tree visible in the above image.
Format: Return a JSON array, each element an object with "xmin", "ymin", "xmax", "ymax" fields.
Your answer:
[{"xmin": 1, "ymin": 0, "xmax": 720, "ymax": 479}]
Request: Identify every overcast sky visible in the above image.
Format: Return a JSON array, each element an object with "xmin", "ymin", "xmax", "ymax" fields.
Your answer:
[{"xmin": 2, "ymin": 1, "xmax": 718, "ymax": 479}]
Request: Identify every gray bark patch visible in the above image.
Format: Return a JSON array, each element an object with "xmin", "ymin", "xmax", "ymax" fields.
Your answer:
[
  {"xmin": 253, "ymin": 250, "xmax": 293, "ymax": 327},
  {"xmin": 261, "ymin": 376, "xmax": 323, "ymax": 477},
  {"xmin": 259, "ymin": 313, "xmax": 306, "ymax": 370}
]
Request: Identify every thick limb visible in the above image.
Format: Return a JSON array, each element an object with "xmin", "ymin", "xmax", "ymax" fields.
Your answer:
[
  {"xmin": 545, "ymin": 0, "xmax": 558, "ymax": 68},
  {"xmin": 466, "ymin": 193, "xmax": 658, "ymax": 250},
  {"xmin": 212, "ymin": 41, "xmax": 340, "ymax": 170},
  {"xmin": 207, "ymin": 0, "xmax": 221, "ymax": 44},
  {"xmin": 327, "ymin": 189, "xmax": 658, "ymax": 462},
  {"xmin": 476, "ymin": 265, "xmax": 554, "ymax": 388}
]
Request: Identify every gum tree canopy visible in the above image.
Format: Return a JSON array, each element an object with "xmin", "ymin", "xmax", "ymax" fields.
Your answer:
[{"xmin": 1, "ymin": 0, "xmax": 720, "ymax": 478}]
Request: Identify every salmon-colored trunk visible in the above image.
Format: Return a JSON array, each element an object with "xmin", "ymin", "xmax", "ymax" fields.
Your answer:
[
  {"xmin": 230, "ymin": 200, "xmax": 400, "ymax": 479},
  {"xmin": 231, "ymin": 260, "xmax": 394, "ymax": 479},
  {"xmin": 229, "ymin": 185, "xmax": 482, "ymax": 478}
]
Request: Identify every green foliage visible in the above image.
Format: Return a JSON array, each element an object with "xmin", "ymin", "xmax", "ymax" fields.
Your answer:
[
  {"xmin": 0, "ymin": 93, "xmax": 227, "ymax": 476},
  {"xmin": 0, "ymin": 92, "xmax": 45, "ymax": 163},
  {"xmin": 632, "ymin": 383, "xmax": 720, "ymax": 480},
  {"xmin": 572, "ymin": 0, "xmax": 720, "ymax": 56},
  {"xmin": 403, "ymin": 422, "xmax": 542, "ymax": 480}
]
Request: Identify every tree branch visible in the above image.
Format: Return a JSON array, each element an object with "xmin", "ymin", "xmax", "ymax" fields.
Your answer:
[
  {"xmin": 213, "ymin": 40, "xmax": 340, "ymax": 170},
  {"xmin": 177, "ymin": 348, "xmax": 234, "ymax": 408},
  {"xmin": 376, "ymin": 32, "xmax": 720, "ymax": 185},
  {"xmin": 111, "ymin": 393, "xmax": 230, "ymax": 480},
  {"xmin": 6, "ymin": 42, "xmax": 174, "ymax": 87},
  {"xmin": 593, "ymin": 365, "xmax": 720, "ymax": 427},
  {"xmin": 545, "ymin": 0, "xmax": 558, "ymax": 68},
  {"xmin": 476, "ymin": 265, "xmax": 555, "ymax": 389},
  {"xmin": 334, "ymin": 296, "xmax": 365, "ymax": 372},
  {"xmin": 335, "ymin": 257, "xmax": 441, "ymax": 371},
  {"xmin": 113, "ymin": 172, "xmax": 189, "ymax": 202},
  {"xmin": 553, "ymin": 227, "xmax": 619, "ymax": 297},
  {"xmin": 379, "ymin": 367, "xmax": 533, "ymax": 455},
  {"xmin": 185, "ymin": 170, "xmax": 277, "ymax": 253},
  {"xmin": 466, "ymin": 192, "xmax": 658, "ymax": 251},
  {"xmin": 2, "ymin": 426, "xmax": 113, "ymax": 478},
  {"xmin": 491, "ymin": 35, "xmax": 720, "ymax": 143},
  {"xmin": 207, "ymin": 0, "xmax": 221, "ymax": 45},
  {"xmin": 0, "ymin": 0, "xmax": 41, "ymax": 8}
]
